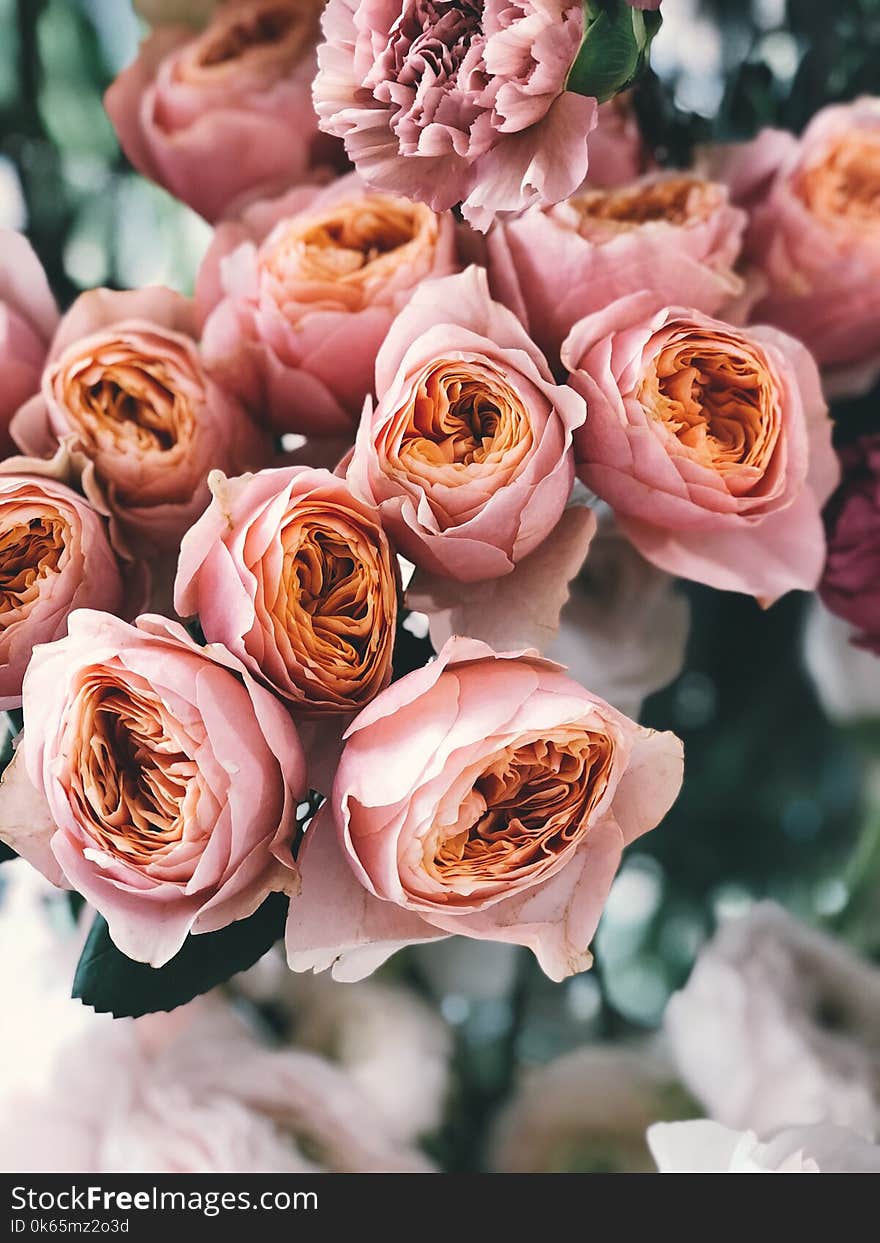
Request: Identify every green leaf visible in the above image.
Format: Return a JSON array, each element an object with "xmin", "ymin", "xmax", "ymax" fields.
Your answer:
[
  {"xmin": 72, "ymin": 893, "xmax": 289, "ymax": 1018},
  {"xmin": 568, "ymin": 1, "xmax": 662, "ymax": 104}
]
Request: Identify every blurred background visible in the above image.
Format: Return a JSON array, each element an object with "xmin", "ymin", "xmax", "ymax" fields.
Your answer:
[{"xmin": 0, "ymin": 0, "xmax": 878, "ymax": 1173}]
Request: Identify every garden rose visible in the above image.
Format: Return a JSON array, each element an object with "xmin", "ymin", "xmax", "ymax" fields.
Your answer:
[
  {"xmin": 313, "ymin": 0, "xmax": 597, "ymax": 231},
  {"xmin": 0, "ymin": 611, "xmax": 305, "ymax": 966},
  {"xmin": 347, "ymin": 267, "xmax": 587, "ymax": 581},
  {"xmin": 0, "ymin": 230, "xmax": 58, "ymax": 457},
  {"xmin": 563, "ymin": 293, "xmax": 839, "ymax": 602},
  {"xmin": 648, "ymin": 1120, "xmax": 880, "ymax": 1174},
  {"xmin": 198, "ymin": 174, "xmax": 461, "ymax": 436},
  {"xmin": 11, "ymin": 287, "xmax": 269, "ymax": 554},
  {"xmin": 820, "ymin": 432, "xmax": 880, "ymax": 654},
  {"xmin": 711, "ymin": 97, "xmax": 880, "ymax": 396},
  {"xmin": 105, "ymin": 0, "xmax": 342, "ymax": 223},
  {"xmin": 175, "ymin": 466, "xmax": 399, "ymax": 714},
  {"xmin": 0, "ymin": 464, "xmax": 125, "ymax": 709},
  {"xmin": 285, "ymin": 637, "xmax": 683, "ymax": 982},
  {"xmin": 665, "ymin": 904, "xmax": 880, "ymax": 1140},
  {"xmin": 488, "ymin": 172, "xmax": 747, "ymax": 366}
]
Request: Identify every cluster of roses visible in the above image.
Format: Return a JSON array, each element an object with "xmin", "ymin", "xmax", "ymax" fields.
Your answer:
[{"xmin": 0, "ymin": 0, "xmax": 875, "ymax": 995}]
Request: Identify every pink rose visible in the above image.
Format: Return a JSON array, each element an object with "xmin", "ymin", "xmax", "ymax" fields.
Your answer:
[
  {"xmin": 313, "ymin": 0, "xmax": 598, "ymax": 231},
  {"xmin": 562, "ymin": 293, "xmax": 839, "ymax": 603},
  {"xmin": 105, "ymin": 0, "xmax": 343, "ymax": 223},
  {"xmin": 0, "ymin": 230, "xmax": 58, "ymax": 457},
  {"xmin": 11, "ymin": 287, "xmax": 269, "ymax": 554},
  {"xmin": 488, "ymin": 172, "xmax": 747, "ymax": 367},
  {"xmin": 197, "ymin": 174, "xmax": 462, "ymax": 436},
  {"xmin": 347, "ymin": 267, "xmax": 587, "ymax": 581},
  {"xmin": 175, "ymin": 466, "xmax": 399, "ymax": 713},
  {"xmin": 285, "ymin": 637, "xmax": 683, "ymax": 982},
  {"xmin": 711, "ymin": 98, "xmax": 880, "ymax": 397},
  {"xmin": 0, "ymin": 611, "xmax": 305, "ymax": 966},
  {"xmin": 0, "ymin": 463, "xmax": 126, "ymax": 709},
  {"xmin": 585, "ymin": 95, "xmax": 655, "ymax": 190},
  {"xmin": 820, "ymin": 433, "xmax": 880, "ymax": 654}
]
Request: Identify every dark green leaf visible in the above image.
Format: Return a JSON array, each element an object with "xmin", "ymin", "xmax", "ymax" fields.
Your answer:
[
  {"xmin": 72, "ymin": 893, "xmax": 289, "ymax": 1018},
  {"xmin": 568, "ymin": 1, "xmax": 662, "ymax": 104}
]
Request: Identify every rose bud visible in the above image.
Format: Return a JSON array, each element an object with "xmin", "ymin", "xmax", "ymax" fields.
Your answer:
[
  {"xmin": 0, "ymin": 611, "xmax": 305, "ymax": 966},
  {"xmin": 488, "ymin": 172, "xmax": 747, "ymax": 368},
  {"xmin": 175, "ymin": 466, "xmax": 399, "ymax": 714},
  {"xmin": 562, "ymin": 293, "xmax": 840, "ymax": 603},
  {"xmin": 0, "ymin": 466, "xmax": 126, "ymax": 709},
  {"xmin": 285, "ymin": 637, "xmax": 683, "ymax": 983},
  {"xmin": 820, "ymin": 432, "xmax": 880, "ymax": 654},
  {"xmin": 0, "ymin": 230, "xmax": 58, "ymax": 456},
  {"xmin": 347, "ymin": 267, "xmax": 587, "ymax": 582},
  {"xmin": 197, "ymin": 174, "xmax": 461, "ymax": 437},
  {"xmin": 313, "ymin": 0, "xmax": 599, "ymax": 231},
  {"xmin": 105, "ymin": 0, "xmax": 343, "ymax": 223},
  {"xmin": 709, "ymin": 97, "xmax": 880, "ymax": 397},
  {"xmin": 11, "ymin": 287, "xmax": 270, "ymax": 555}
]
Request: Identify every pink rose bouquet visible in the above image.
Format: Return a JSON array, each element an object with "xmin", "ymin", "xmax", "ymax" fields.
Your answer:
[
  {"xmin": 563, "ymin": 294, "xmax": 840, "ymax": 602},
  {"xmin": 286, "ymin": 637, "xmax": 683, "ymax": 982}
]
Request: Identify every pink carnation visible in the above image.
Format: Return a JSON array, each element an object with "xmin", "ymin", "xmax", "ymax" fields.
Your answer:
[{"xmin": 312, "ymin": 0, "xmax": 598, "ymax": 231}]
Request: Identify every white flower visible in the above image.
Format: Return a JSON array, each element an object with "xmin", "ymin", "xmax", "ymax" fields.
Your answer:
[
  {"xmin": 665, "ymin": 903, "xmax": 880, "ymax": 1139},
  {"xmin": 648, "ymin": 1119, "xmax": 880, "ymax": 1173},
  {"xmin": 803, "ymin": 601, "xmax": 880, "ymax": 724},
  {"xmin": 491, "ymin": 1044, "xmax": 687, "ymax": 1173}
]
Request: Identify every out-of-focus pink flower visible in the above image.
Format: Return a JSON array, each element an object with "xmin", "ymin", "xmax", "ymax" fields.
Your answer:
[
  {"xmin": 11, "ymin": 287, "xmax": 269, "ymax": 555},
  {"xmin": 175, "ymin": 466, "xmax": 399, "ymax": 714},
  {"xmin": 563, "ymin": 294, "xmax": 839, "ymax": 603},
  {"xmin": 0, "ymin": 460, "xmax": 126, "ymax": 709},
  {"xmin": 0, "ymin": 995, "xmax": 433, "ymax": 1173},
  {"xmin": 285, "ymin": 637, "xmax": 683, "ymax": 983},
  {"xmin": 648, "ymin": 1120, "xmax": 880, "ymax": 1174},
  {"xmin": 709, "ymin": 98, "xmax": 880, "ymax": 397},
  {"xmin": 347, "ymin": 267, "xmax": 587, "ymax": 582},
  {"xmin": 197, "ymin": 174, "xmax": 461, "ymax": 436},
  {"xmin": 488, "ymin": 172, "xmax": 747, "ymax": 367},
  {"xmin": 313, "ymin": 0, "xmax": 597, "ymax": 231},
  {"xmin": 665, "ymin": 904, "xmax": 880, "ymax": 1141},
  {"xmin": 0, "ymin": 230, "xmax": 58, "ymax": 457},
  {"xmin": 105, "ymin": 0, "xmax": 343, "ymax": 223},
  {"xmin": 0, "ymin": 611, "xmax": 305, "ymax": 967},
  {"xmin": 584, "ymin": 95, "xmax": 654, "ymax": 190},
  {"xmin": 820, "ymin": 432, "xmax": 880, "ymax": 654}
]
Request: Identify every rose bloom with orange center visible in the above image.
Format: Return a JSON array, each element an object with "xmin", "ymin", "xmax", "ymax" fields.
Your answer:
[
  {"xmin": 11, "ymin": 288, "xmax": 270, "ymax": 554},
  {"xmin": 346, "ymin": 266, "xmax": 587, "ymax": 581},
  {"xmin": 285, "ymin": 638, "xmax": 684, "ymax": 983},
  {"xmin": 0, "ymin": 468, "xmax": 125, "ymax": 708},
  {"xmin": 105, "ymin": 0, "xmax": 342, "ymax": 222},
  {"xmin": 174, "ymin": 466, "xmax": 399, "ymax": 715},
  {"xmin": 197, "ymin": 172, "xmax": 462, "ymax": 437},
  {"xmin": 710, "ymin": 96, "xmax": 880, "ymax": 397},
  {"xmin": 562, "ymin": 292, "xmax": 840, "ymax": 603},
  {"xmin": 0, "ymin": 611, "xmax": 306, "ymax": 967},
  {"xmin": 487, "ymin": 171, "xmax": 748, "ymax": 368}
]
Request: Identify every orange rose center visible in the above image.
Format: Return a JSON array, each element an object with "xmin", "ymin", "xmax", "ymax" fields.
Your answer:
[
  {"xmin": 428, "ymin": 730, "xmax": 615, "ymax": 894},
  {"xmin": 261, "ymin": 195, "xmax": 439, "ymax": 312},
  {"xmin": 570, "ymin": 176, "xmax": 720, "ymax": 236},
  {"xmin": 273, "ymin": 506, "xmax": 397, "ymax": 710},
  {"xmin": 795, "ymin": 130, "xmax": 880, "ymax": 233},
  {"xmin": 639, "ymin": 328, "xmax": 779, "ymax": 477},
  {"xmin": 70, "ymin": 675, "xmax": 198, "ymax": 863},
  {"xmin": 194, "ymin": 1, "xmax": 319, "ymax": 77},
  {"xmin": 0, "ymin": 515, "xmax": 65, "ymax": 617}
]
